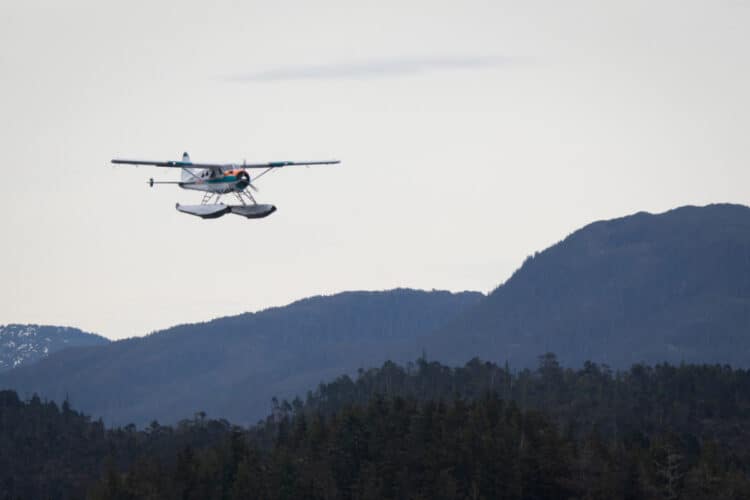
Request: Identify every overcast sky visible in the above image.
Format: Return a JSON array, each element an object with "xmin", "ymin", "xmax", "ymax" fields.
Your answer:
[{"xmin": 2, "ymin": 0, "xmax": 749, "ymax": 340}]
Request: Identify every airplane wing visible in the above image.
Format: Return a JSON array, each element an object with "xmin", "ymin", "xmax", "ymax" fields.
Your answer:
[
  {"xmin": 240, "ymin": 160, "xmax": 341, "ymax": 168},
  {"xmin": 111, "ymin": 159, "xmax": 340, "ymax": 169},
  {"xmin": 111, "ymin": 159, "xmax": 228, "ymax": 171}
]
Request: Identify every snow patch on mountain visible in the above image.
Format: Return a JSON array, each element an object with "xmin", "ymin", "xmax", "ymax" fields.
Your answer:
[{"xmin": 0, "ymin": 324, "xmax": 109, "ymax": 372}]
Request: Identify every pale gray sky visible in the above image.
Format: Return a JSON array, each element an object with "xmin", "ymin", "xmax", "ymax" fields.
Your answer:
[{"xmin": 1, "ymin": 0, "xmax": 749, "ymax": 339}]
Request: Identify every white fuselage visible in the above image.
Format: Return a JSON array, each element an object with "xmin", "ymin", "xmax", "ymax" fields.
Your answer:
[{"xmin": 180, "ymin": 168, "xmax": 250, "ymax": 194}]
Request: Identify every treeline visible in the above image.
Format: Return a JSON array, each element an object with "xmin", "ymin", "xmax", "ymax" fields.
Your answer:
[
  {"xmin": 97, "ymin": 356, "xmax": 750, "ymax": 499},
  {"xmin": 304, "ymin": 355, "xmax": 750, "ymax": 447},
  {"xmin": 93, "ymin": 394, "xmax": 750, "ymax": 500},
  {"xmin": 94, "ymin": 396, "xmax": 574, "ymax": 499},
  {"xmin": 0, "ymin": 391, "xmax": 234, "ymax": 500},
  {"xmin": 3, "ymin": 356, "xmax": 750, "ymax": 499}
]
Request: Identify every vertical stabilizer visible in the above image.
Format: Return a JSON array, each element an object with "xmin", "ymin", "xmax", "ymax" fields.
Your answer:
[{"xmin": 180, "ymin": 151, "xmax": 199, "ymax": 182}]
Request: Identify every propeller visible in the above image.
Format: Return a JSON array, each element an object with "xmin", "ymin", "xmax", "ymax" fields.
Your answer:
[{"xmin": 237, "ymin": 170, "xmax": 259, "ymax": 192}]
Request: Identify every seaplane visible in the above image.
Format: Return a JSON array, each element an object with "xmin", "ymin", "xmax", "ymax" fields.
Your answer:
[{"xmin": 111, "ymin": 152, "xmax": 340, "ymax": 219}]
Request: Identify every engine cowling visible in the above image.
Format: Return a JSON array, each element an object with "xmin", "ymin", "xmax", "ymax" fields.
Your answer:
[{"xmin": 236, "ymin": 170, "xmax": 251, "ymax": 190}]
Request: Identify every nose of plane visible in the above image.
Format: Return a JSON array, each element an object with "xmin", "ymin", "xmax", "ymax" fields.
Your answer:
[{"xmin": 237, "ymin": 170, "xmax": 251, "ymax": 188}]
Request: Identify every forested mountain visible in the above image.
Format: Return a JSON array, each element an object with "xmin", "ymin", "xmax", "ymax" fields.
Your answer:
[
  {"xmin": 0, "ymin": 324, "xmax": 108, "ymax": 372},
  {"xmin": 4, "ymin": 357, "xmax": 750, "ymax": 500},
  {"xmin": 0, "ymin": 289, "xmax": 481, "ymax": 426},
  {"xmin": 426, "ymin": 204, "xmax": 750, "ymax": 368},
  {"xmin": 3, "ymin": 204, "xmax": 750, "ymax": 428}
]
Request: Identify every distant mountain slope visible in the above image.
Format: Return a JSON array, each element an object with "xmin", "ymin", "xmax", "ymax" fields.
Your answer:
[
  {"xmin": 0, "ymin": 325, "xmax": 108, "ymax": 372},
  {"xmin": 0, "ymin": 289, "xmax": 482, "ymax": 426},
  {"xmin": 5, "ymin": 204, "xmax": 748, "ymax": 426},
  {"xmin": 426, "ymin": 204, "xmax": 750, "ymax": 368}
]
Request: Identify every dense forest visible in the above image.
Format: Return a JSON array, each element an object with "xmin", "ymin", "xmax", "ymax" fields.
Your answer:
[
  {"xmin": 0, "ymin": 390, "xmax": 234, "ymax": 499},
  {"xmin": 3, "ymin": 355, "xmax": 750, "ymax": 499}
]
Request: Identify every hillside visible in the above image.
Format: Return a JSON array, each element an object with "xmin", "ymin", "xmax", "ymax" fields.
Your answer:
[
  {"xmin": 0, "ymin": 325, "xmax": 108, "ymax": 372},
  {"xmin": 4, "ymin": 204, "xmax": 750, "ymax": 426},
  {"xmin": 425, "ymin": 204, "xmax": 750, "ymax": 368},
  {"xmin": 0, "ymin": 289, "xmax": 482, "ymax": 426}
]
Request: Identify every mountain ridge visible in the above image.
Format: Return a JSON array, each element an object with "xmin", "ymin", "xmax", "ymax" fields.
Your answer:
[
  {"xmin": 3, "ymin": 204, "xmax": 750, "ymax": 425},
  {"xmin": 0, "ymin": 289, "xmax": 482, "ymax": 425},
  {"xmin": 424, "ymin": 203, "xmax": 750, "ymax": 368}
]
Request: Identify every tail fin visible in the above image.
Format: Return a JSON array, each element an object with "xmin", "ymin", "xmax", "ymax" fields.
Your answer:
[{"xmin": 180, "ymin": 151, "xmax": 198, "ymax": 182}]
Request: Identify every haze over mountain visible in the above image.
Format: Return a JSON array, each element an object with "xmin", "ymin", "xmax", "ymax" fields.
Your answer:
[
  {"xmin": 0, "ymin": 325, "xmax": 108, "ymax": 372},
  {"xmin": 0, "ymin": 290, "xmax": 481, "ymax": 426},
  {"xmin": 2, "ymin": 204, "xmax": 749, "ymax": 426},
  {"xmin": 426, "ymin": 203, "xmax": 750, "ymax": 368}
]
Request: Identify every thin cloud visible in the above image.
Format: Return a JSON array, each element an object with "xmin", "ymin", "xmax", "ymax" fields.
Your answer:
[{"xmin": 228, "ymin": 56, "xmax": 516, "ymax": 82}]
